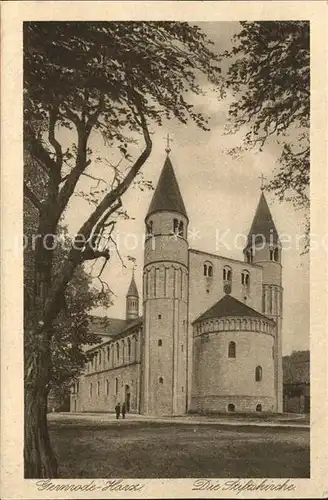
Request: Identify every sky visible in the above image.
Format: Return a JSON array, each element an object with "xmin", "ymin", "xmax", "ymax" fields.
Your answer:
[{"xmin": 63, "ymin": 22, "xmax": 309, "ymax": 355}]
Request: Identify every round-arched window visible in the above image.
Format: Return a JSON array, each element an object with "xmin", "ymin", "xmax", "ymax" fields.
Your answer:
[
  {"xmin": 204, "ymin": 261, "xmax": 213, "ymax": 277},
  {"xmin": 228, "ymin": 403, "xmax": 235, "ymax": 412},
  {"xmin": 228, "ymin": 341, "xmax": 236, "ymax": 358},
  {"xmin": 159, "ymin": 377, "xmax": 164, "ymax": 384},
  {"xmin": 256, "ymin": 403, "xmax": 262, "ymax": 412},
  {"xmin": 255, "ymin": 366, "xmax": 263, "ymax": 382}
]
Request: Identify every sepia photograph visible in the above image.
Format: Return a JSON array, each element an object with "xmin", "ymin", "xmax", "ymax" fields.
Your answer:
[{"xmin": 1, "ymin": 1, "xmax": 327, "ymax": 498}]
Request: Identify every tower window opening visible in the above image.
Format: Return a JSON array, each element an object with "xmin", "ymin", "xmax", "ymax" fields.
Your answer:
[
  {"xmin": 116, "ymin": 342, "xmax": 120, "ymax": 362},
  {"xmin": 97, "ymin": 381, "xmax": 100, "ymax": 396},
  {"xmin": 173, "ymin": 218, "xmax": 179, "ymax": 234},
  {"xmin": 115, "ymin": 378, "xmax": 118, "ymax": 395},
  {"xmin": 270, "ymin": 247, "xmax": 274, "ymax": 261},
  {"xmin": 241, "ymin": 270, "xmax": 250, "ymax": 287},
  {"xmin": 89, "ymin": 383, "xmax": 92, "ymax": 397},
  {"xmin": 181, "ymin": 344, "xmax": 184, "ymax": 352},
  {"xmin": 158, "ymin": 339, "xmax": 162, "ymax": 347},
  {"xmin": 204, "ymin": 261, "xmax": 213, "ymax": 277},
  {"xmin": 255, "ymin": 366, "xmax": 263, "ymax": 382},
  {"xmin": 146, "ymin": 220, "xmax": 153, "ymax": 235},
  {"xmin": 105, "ymin": 379, "xmax": 109, "ymax": 396},
  {"xmin": 274, "ymin": 247, "xmax": 279, "ymax": 262},
  {"xmin": 159, "ymin": 377, "xmax": 164, "ymax": 384},
  {"xmin": 228, "ymin": 341, "xmax": 236, "ymax": 358},
  {"xmin": 178, "ymin": 220, "xmax": 184, "ymax": 237},
  {"xmin": 158, "ymin": 314, "xmax": 162, "ymax": 319},
  {"xmin": 228, "ymin": 403, "xmax": 235, "ymax": 412},
  {"xmin": 256, "ymin": 404, "xmax": 262, "ymax": 412},
  {"xmin": 223, "ymin": 266, "xmax": 232, "ymax": 282},
  {"xmin": 246, "ymin": 248, "xmax": 253, "ymax": 264}
]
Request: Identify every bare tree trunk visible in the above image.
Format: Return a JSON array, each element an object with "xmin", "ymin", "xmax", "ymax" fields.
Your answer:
[{"xmin": 24, "ymin": 349, "xmax": 58, "ymax": 478}]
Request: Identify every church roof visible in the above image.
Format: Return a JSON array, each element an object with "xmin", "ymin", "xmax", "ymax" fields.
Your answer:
[
  {"xmin": 244, "ymin": 192, "xmax": 280, "ymax": 250},
  {"xmin": 87, "ymin": 315, "xmax": 143, "ymax": 350},
  {"xmin": 193, "ymin": 294, "xmax": 274, "ymax": 324},
  {"xmin": 126, "ymin": 274, "xmax": 139, "ymax": 297},
  {"xmin": 146, "ymin": 155, "xmax": 188, "ymax": 219}
]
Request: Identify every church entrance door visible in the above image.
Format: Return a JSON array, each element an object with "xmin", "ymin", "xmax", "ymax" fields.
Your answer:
[{"xmin": 125, "ymin": 385, "xmax": 131, "ymax": 412}]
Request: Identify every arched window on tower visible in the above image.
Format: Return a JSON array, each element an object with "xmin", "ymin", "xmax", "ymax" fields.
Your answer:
[
  {"xmin": 223, "ymin": 266, "xmax": 232, "ymax": 282},
  {"xmin": 246, "ymin": 248, "xmax": 253, "ymax": 264},
  {"xmin": 204, "ymin": 261, "xmax": 213, "ymax": 278},
  {"xmin": 228, "ymin": 403, "xmax": 235, "ymax": 412},
  {"xmin": 146, "ymin": 219, "xmax": 153, "ymax": 235},
  {"xmin": 115, "ymin": 378, "xmax": 118, "ymax": 395},
  {"xmin": 178, "ymin": 220, "xmax": 184, "ymax": 237},
  {"xmin": 116, "ymin": 342, "xmax": 120, "ymax": 363},
  {"xmin": 228, "ymin": 341, "xmax": 236, "ymax": 358},
  {"xmin": 173, "ymin": 218, "xmax": 179, "ymax": 235},
  {"xmin": 270, "ymin": 247, "xmax": 274, "ymax": 261},
  {"xmin": 274, "ymin": 247, "xmax": 279, "ymax": 262},
  {"xmin": 241, "ymin": 270, "xmax": 250, "ymax": 290},
  {"xmin": 255, "ymin": 366, "xmax": 263, "ymax": 382}
]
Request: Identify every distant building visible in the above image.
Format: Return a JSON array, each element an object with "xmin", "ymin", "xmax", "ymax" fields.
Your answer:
[
  {"xmin": 283, "ymin": 350, "xmax": 310, "ymax": 413},
  {"xmin": 71, "ymin": 150, "xmax": 284, "ymax": 415}
]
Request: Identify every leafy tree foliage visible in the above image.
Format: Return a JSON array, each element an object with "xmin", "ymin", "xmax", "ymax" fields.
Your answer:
[
  {"xmin": 24, "ymin": 198, "xmax": 110, "ymax": 401},
  {"xmin": 24, "ymin": 21, "xmax": 222, "ymax": 477},
  {"xmin": 224, "ymin": 22, "xmax": 310, "ymax": 221}
]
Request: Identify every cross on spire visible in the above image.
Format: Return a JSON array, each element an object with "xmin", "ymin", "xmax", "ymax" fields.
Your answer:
[
  {"xmin": 258, "ymin": 173, "xmax": 266, "ymax": 191},
  {"xmin": 165, "ymin": 133, "xmax": 172, "ymax": 155}
]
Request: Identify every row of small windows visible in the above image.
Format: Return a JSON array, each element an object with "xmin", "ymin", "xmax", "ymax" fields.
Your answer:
[
  {"xmin": 145, "ymin": 218, "xmax": 185, "ymax": 238},
  {"xmin": 228, "ymin": 403, "xmax": 262, "ymax": 412},
  {"xmin": 89, "ymin": 336, "xmax": 138, "ymax": 372},
  {"xmin": 89, "ymin": 377, "xmax": 126, "ymax": 397},
  {"xmin": 246, "ymin": 247, "xmax": 280, "ymax": 264},
  {"xmin": 203, "ymin": 264, "xmax": 250, "ymax": 287}
]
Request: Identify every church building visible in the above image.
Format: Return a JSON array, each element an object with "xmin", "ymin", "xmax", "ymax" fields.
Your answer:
[{"xmin": 71, "ymin": 150, "xmax": 283, "ymax": 415}]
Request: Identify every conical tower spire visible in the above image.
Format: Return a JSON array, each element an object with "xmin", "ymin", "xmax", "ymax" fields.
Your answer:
[
  {"xmin": 126, "ymin": 270, "xmax": 139, "ymax": 321},
  {"xmin": 244, "ymin": 191, "xmax": 280, "ymax": 251},
  {"xmin": 126, "ymin": 270, "xmax": 139, "ymax": 298},
  {"xmin": 146, "ymin": 155, "xmax": 188, "ymax": 219}
]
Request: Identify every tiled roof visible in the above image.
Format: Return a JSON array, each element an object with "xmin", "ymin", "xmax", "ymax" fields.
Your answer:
[
  {"xmin": 244, "ymin": 192, "xmax": 280, "ymax": 250},
  {"xmin": 86, "ymin": 316, "xmax": 143, "ymax": 352},
  {"xmin": 88, "ymin": 316, "xmax": 127, "ymax": 337},
  {"xmin": 146, "ymin": 155, "xmax": 188, "ymax": 219},
  {"xmin": 193, "ymin": 294, "xmax": 273, "ymax": 324}
]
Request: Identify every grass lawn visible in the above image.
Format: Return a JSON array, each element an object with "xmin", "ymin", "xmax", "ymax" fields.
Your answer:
[{"xmin": 49, "ymin": 419, "xmax": 310, "ymax": 479}]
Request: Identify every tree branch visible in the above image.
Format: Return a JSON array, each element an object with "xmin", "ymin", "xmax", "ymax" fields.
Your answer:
[
  {"xmin": 24, "ymin": 182, "xmax": 43, "ymax": 212},
  {"xmin": 85, "ymin": 95, "xmax": 105, "ymax": 135},
  {"xmin": 48, "ymin": 108, "xmax": 63, "ymax": 170},
  {"xmin": 43, "ymin": 92, "xmax": 152, "ymax": 327}
]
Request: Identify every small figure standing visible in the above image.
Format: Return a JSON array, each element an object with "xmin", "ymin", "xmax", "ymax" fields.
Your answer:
[
  {"xmin": 121, "ymin": 402, "xmax": 126, "ymax": 419},
  {"xmin": 115, "ymin": 402, "xmax": 121, "ymax": 419}
]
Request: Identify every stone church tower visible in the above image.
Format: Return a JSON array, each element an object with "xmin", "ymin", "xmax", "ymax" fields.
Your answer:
[
  {"xmin": 140, "ymin": 152, "xmax": 189, "ymax": 415},
  {"xmin": 243, "ymin": 191, "xmax": 283, "ymax": 412}
]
